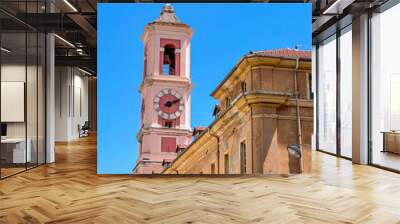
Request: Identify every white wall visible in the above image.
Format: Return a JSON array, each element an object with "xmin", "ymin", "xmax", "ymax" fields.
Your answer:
[
  {"xmin": 1, "ymin": 65, "xmax": 26, "ymax": 136},
  {"xmin": 1, "ymin": 63, "xmax": 46, "ymax": 164},
  {"xmin": 1, "ymin": 65, "xmax": 39, "ymax": 137},
  {"xmin": 55, "ymin": 67, "xmax": 89, "ymax": 141}
]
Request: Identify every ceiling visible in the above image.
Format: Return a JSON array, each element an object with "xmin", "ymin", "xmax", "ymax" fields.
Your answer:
[
  {"xmin": 312, "ymin": 0, "xmax": 391, "ymax": 43},
  {"xmin": 0, "ymin": 0, "xmax": 97, "ymax": 74},
  {"xmin": 0, "ymin": 0, "xmax": 356, "ymax": 73}
]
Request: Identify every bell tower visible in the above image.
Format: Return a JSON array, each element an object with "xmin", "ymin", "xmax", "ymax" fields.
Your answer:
[{"xmin": 134, "ymin": 4, "xmax": 193, "ymax": 174}]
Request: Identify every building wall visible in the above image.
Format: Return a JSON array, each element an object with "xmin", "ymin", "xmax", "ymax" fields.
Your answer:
[
  {"xmin": 165, "ymin": 59, "xmax": 313, "ymax": 175},
  {"xmin": 1, "ymin": 65, "xmax": 41, "ymax": 138},
  {"xmin": 259, "ymin": 103, "xmax": 313, "ymax": 174},
  {"xmin": 55, "ymin": 67, "xmax": 89, "ymax": 141},
  {"xmin": 177, "ymin": 137, "xmax": 219, "ymax": 174},
  {"xmin": 170, "ymin": 101, "xmax": 312, "ymax": 175}
]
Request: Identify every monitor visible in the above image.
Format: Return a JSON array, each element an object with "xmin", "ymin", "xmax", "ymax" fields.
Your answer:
[{"xmin": 1, "ymin": 123, "xmax": 7, "ymax": 137}]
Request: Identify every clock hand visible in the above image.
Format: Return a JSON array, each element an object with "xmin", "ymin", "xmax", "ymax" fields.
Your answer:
[
  {"xmin": 171, "ymin": 99, "xmax": 180, "ymax": 104},
  {"xmin": 164, "ymin": 98, "xmax": 181, "ymax": 107},
  {"xmin": 164, "ymin": 101, "xmax": 172, "ymax": 107}
]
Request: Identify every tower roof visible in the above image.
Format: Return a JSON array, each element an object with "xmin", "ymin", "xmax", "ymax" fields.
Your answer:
[{"xmin": 148, "ymin": 4, "xmax": 189, "ymax": 28}]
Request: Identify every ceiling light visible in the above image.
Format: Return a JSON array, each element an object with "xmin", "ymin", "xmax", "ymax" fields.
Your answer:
[
  {"xmin": 323, "ymin": 0, "xmax": 341, "ymax": 14},
  {"xmin": 1, "ymin": 47, "xmax": 11, "ymax": 53},
  {"xmin": 78, "ymin": 67, "xmax": 93, "ymax": 76},
  {"xmin": 54, "ymin": 34, "xmax": 75, "ymax": 48},
  {"xmin": 322, "ymin": 0, "xmax": 355, "ymax": 15},
  {"xmin": 63, "ymin": 0, "xmax": 78, "ymax": 12}
]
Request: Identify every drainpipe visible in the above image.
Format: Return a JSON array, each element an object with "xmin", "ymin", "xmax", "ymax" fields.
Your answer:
[
  {"xmin": 250, "ymin": 106, "xmax": 253, "ymax": 174},
  {"xmin": 294, "ymin": 58, "xmax": 302, "ymax": 145},
  {"xmin": 294, "ymin": 58, "xmax": 303, "ymax": 172},
  {"xmin": 208, "ymin": 128, "xmax": 220, "ymax": 174}
]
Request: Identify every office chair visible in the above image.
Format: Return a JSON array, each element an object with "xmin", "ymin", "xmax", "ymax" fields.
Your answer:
[{"xmin": 79, "ymin": 121, "xmax": 90, "ymax": 138}]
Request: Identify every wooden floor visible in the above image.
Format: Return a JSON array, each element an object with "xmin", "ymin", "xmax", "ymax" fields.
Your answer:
[
  {"xmin": 0, "ymin": 167, "xmax": 26, "ymax": 178},
  {"xmin": 373, "ymin": 150, "xmax": 400, "ymax": 171},
  {"xmin": 1, "ymin": 135, "xmax": 400, "ymax": 223}
]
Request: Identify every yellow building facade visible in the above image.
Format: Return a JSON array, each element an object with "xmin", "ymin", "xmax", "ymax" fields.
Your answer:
[{"xmin": 163, "ymin": 49, "xmax": 313, "ymax": 174}]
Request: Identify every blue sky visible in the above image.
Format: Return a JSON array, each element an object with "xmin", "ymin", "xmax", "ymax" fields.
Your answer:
[{"xmin": 98, "ymin": 3, "xmax": 311, "ymax": 174}]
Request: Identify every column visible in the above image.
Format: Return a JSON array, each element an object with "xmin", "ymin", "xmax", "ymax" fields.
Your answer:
[
  {"xmin": 45, "ymin": 0, "xmax": 56, "ymax": 163},
  {"xmin": 46, "ymin": 32, "xmax": 55, "ymax": 163},
  {"xmin": 175, "ymin": 49, "xmax": 181, "ymax": 76},
  {"xmin": 159, "ymin": 48, "xmax": 164, "ymax": 75},
  {"xmin": 352, "ymin": 14, "xmax": 369, "ymax": 164}
]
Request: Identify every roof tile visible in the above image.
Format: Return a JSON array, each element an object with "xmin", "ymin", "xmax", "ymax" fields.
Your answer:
[{"xmin": 250, "ymin": 49, "xmax": 311, "ymax": 60}]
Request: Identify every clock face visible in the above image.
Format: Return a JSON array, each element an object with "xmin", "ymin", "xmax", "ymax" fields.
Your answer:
[{"xmin": 153, "ymin": 89, "xmax": 184, "ymax": 120}]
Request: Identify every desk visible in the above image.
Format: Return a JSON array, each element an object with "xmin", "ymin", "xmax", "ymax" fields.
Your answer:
[
  {"xmin": 1, "ymin": 138, "xmax": 31, "ymax": 163},
  {"xmin": 382, "ymin": 131, "xmax": 400, "ymax": 155}
]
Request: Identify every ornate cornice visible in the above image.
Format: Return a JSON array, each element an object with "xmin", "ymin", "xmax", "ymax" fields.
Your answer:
[
  {"xmin": 211, "ymin": 55, "xmax": 311, "ymax": 100},
  {"xmin": 139, "ymin": 75, "xmax": 192, "ymax": 93}
]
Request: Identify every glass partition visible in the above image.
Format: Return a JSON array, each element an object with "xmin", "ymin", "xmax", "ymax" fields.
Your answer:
[
  {"xmin": 38, "ymin": 32, "xmax": 45, "ymax": 165},
  {"xmin": 1, "ymin": 31, "xmax": 28, "ymax": 177},
  {"xmin": 0, "ymin": 1, "xmax": 46, "ymax": 179},
  {"xmin": 317, "ymin": 34, "xmax": 337, "ymax": 154},
  {"xmin": 339, "ymin": 26, "xmax": 352, "ymax": 158},
  {"xmin": 27, "ymin": 31, "xmax": 38, "ymax": 169},
  {"xmin": 370, "ymin": 3, "xmax": 400, "ymax": 171}
]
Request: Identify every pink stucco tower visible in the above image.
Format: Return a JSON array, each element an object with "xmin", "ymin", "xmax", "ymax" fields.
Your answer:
[{"xmin": 134, "ymin": 4, "xmax": 193, "ymax": 174}]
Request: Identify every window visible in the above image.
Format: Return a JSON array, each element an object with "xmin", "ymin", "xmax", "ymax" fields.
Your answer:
[
  {"xmin": 225, "ymin": 97, "xmax": 231, "ymax": 109},
  {"xmin": 159, "ymin": 117, "xmax": 179, "ymax": 128},
  {"xmin": 164, "ymin": 121, "xmax": 172, "ymax": 128},
  {"xmin": 316, "ymin": 26, "xmax": 353, "ymax": 159},
  {"xmin": 212, "ymin": 104, "xmax": 221, "ymax": 117},
  {"xmin": 339, "ymin": 26, "xmax": 352, "ymax": 158},
  {"xmin": 161, "ymin": 137, "xmax": 176, "ymax": 152},
  {"xmin": 162, "ymin": 161, "xmax": 171, "ymax": 168},
  {"xmin": 163, "ymin": 45, "xmax": 176, "ymax": 75},
  {"xmin": 224, "ymin": 154, "xmax": 229, "ymax": 174},
  {"xmin": 241, "ymin": 81, "xmax": 247, "ymax": 93},
  {"xmin": 211, "ymin": 163, "xmax": 216, "ymax": 174},
  {"xmin": 317, "ymin": 34, "xmax": 337, "ymax": 155},
  {"xmin": 163, "ymin": 64, "xmax": 170, "ymax": 76},
  {"xmin": 370, "ymin": 4, "xmax": 400, "ymax": 171},
  {"xmin": 308, "ymin": 73, "xmax": 313, "ymax": 100},
  {"xmin": 240, "ymin": 141, "xmax": 247, "ymax": 174}
]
